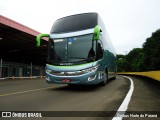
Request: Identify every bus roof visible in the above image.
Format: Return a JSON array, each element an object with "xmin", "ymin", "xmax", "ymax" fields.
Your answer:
[{"xmin": 50, "ymin": 12, "xmax": 98, "ymax": 34}]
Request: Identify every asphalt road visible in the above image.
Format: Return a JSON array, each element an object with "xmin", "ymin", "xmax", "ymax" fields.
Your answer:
[{"xmin": 0, "ymin": 75, "xmax": 159, "ymax": 120}]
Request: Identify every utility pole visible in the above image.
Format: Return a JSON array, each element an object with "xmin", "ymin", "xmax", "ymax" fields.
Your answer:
[{"xmin": 124, "ymin": 51, "xmax": 128, "ymax": 55}]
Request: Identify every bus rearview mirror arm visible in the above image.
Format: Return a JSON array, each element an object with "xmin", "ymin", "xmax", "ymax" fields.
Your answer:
[
  {"xmin": 36, "ymin": 34, "xmax": 49, "ymax": 46},
  {"xmin": 93, "ymin": 25, "xmax": 102, "ymax": 41}
]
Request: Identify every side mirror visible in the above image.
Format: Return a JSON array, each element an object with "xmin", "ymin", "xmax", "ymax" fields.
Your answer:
[
  {"xmin": 36, "ymin": 34, "xmax": 49, "ymax": 46},
  {"xmin": 93, "ymin": 26, "xmax": 102, "ymax": 41}
]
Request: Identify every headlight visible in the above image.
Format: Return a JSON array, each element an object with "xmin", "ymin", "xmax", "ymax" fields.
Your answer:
[
  {"xmin": 82, "ymin": 65, "xmax": 99, "ymax": 73},
  {"xmin": 45, "ymin": 65, "xmax": 99, "ymax": 75},
  {"xmin": 46, "ymin": 69, "xmax": 52, "ymax": 74}
]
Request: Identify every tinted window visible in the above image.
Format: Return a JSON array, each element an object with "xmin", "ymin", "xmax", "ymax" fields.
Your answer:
[
  {"xmin": 51, "ymin": 13, "xmax": 98, "ymax": 33},
  {"xmin": 47, "ymin": 34, "xmax": 95, "ymax": 65}
]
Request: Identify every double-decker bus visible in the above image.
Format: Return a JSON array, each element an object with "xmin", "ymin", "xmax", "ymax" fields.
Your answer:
[{"xmin": 36, "ymin": 12, "xmax": 116, "ymax": 85}]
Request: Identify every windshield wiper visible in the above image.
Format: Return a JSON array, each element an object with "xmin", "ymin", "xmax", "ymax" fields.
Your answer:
[{"xmin": 69, "ymin": 57, "xmax": 87, "ymax": 60}]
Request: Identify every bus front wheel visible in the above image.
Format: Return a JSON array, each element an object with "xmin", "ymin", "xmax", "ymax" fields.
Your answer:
[{"xmin": 100, "ymin": 70, "xmax": 108, "ymax": 86}]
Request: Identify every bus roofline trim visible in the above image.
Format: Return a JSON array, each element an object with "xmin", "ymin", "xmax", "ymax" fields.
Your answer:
[{"xmin": 50, "ymin": 28, "xmax": 94, "ymax": 39}]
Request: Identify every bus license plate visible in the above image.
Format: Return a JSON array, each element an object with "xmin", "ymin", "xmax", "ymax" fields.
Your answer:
[{"xmin": 62, "ymin": 79, "xmax": 71, "ymax": 83}]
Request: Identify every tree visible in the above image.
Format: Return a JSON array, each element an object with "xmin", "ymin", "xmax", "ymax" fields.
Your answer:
[
  {"xmin": 116, "ymin": 54, "xmax": 126, "ymax": 72},
  {"xmin": 143, "ymin": 29, "xmax": 160, "ymax": 71},
  {"xmin": 126, "ymin": 48, "xmax": 144, "ymax": 72},
  {"xmin": 117, "ymin": 29, "xmax": 160, "ymax": 72}
]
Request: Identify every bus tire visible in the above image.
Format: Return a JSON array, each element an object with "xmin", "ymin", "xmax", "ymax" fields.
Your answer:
[
  {"xmin": 100, "ymin": 69, "xmax": 108, "ymax": 86},
  {"xmin": 112, "ymin": 71, "xmax": 117, "ymax": 80}
]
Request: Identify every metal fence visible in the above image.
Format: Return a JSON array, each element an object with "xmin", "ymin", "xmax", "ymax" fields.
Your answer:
[{"xmin": 0, "ymin": 60, "xmax": 45, "ymax": 78}]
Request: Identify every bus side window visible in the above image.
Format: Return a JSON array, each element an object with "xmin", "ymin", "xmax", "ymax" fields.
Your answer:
[
  {"xmin": 48, "ymin": 39, "xmax": 61, "ymax": 62},
  {"xmin": 47, "ymin": 40, "xmax": 53, "ymax": 61}
]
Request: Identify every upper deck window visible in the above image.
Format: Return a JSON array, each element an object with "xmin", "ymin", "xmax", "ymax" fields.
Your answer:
[{"xmin": 51, "ymin": 13, "xmax": 98, "ymax": 33}]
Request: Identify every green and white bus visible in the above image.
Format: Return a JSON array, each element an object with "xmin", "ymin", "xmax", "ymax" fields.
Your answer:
[{"xmin": 36, "ymin": 13, "xmax": 116, "ymax": 85}]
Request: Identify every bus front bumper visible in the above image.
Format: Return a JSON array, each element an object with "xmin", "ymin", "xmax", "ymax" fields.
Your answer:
[{"xmin": 45, "ymin": 71, "xmax": 101, "ymax": 85}]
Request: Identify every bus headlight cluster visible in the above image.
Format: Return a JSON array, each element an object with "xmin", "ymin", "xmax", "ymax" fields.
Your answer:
[
  {"xmin": 82, "ymin": 65, "xmax": 99, "ymax": 73},
  {"xmin": 45, "ymin": 65, "xmax": 99, "ymax": 76},
  {"xmin": 46, "ymin": 69, "xmax": 52, "ymax": 74}
]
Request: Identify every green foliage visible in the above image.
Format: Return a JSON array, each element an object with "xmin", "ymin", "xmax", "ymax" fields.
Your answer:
[
  {"xmin": 143, "ymin": 29, "xmax": 160, "ymax": 71},
  {"xmin": 116, "ymin": 55, "xmax": 126, "ymax": 72},
  {"xmin": 117, "ymin": 29, "xmax": 160, "ymax": 72},
  {"xmin": 126, "ymin": 48, "xmax": 144, "ymax": 72}
]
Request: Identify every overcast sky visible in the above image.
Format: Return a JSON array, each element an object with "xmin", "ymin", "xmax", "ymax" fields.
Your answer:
[{"xmin": 1, "ymin": 0, "xmax": 160, "ymax": 54}]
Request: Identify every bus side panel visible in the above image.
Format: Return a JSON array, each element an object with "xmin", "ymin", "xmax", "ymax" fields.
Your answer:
[{"xmin": 104, "ymin": 50, "xmax": 117, "ymax": 79}]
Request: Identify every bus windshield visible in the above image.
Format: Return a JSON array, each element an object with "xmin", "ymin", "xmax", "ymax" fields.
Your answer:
[{"xmin": 47, "ymin": 34, "xmax": 95, "ymax": 65}]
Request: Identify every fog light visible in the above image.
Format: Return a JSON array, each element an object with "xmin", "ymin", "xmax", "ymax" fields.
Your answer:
[
  {"xmin": 88, "ymin": 75, "xmax": 96, "ymax": 81},
  {"xmin": 46, "ymin": 77, "xmax": 50, "ymax": 81}
]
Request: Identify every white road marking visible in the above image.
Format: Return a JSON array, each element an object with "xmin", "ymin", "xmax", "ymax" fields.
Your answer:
[
  {"xmin": 0, "ymin": 85, "xmax": 66, "ymax": 97},
  {"xmin": 112, "ymin": 76, "xmax": 134, "ymax": 120}
]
